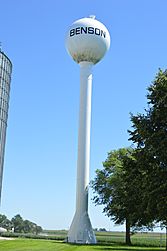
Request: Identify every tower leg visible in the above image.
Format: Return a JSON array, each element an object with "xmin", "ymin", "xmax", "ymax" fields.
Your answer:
[{"xmin": 67, "ymin": 61, "xmax": 96, "ymax": 244}]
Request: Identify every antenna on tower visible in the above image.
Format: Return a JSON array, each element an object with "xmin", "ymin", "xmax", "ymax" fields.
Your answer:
[{"xmin": 89, "ymin": 15, "xmax": 96, "ymax": 19}]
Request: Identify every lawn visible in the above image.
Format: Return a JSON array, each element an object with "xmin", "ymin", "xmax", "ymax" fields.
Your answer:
[{"xmin": 0, "ymin": 239, "xmax": 165, "ymax": 251}]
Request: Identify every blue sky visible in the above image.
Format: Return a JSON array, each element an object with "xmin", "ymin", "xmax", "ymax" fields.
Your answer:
[{"xmin": 0, "ymin": 0, "xmax": 167, "ymax": 231}]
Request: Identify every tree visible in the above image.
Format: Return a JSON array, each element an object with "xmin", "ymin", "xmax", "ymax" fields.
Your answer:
[
  {"xmin": 0, "ymin": 213, "xmax": 43, "ymax": 234},
  {"xmin": 0, "ymin": 214, "xmax": 13, "ymax": 231},
  {"xmin": 23, "ymin": 220, "xmax": 34, "ymax": 234},
  {"xmin": 91, "ymin": 148, "xmax": 147, "ymax": 245},
  {"xmin": 11, "ymin": 214, "xmax": 43, "ymax": 234},
  {"xmin": 129, "ymin": 69, "xmax": 167, "ymax": 227},
  {"xmin": 99, "ymin": 228, "xmax": 107, "ymax": 232},
  {"xmin": 11, "ymin": 214, "xmax": 24, "ymax": 233},
  {"xmin": 35, "ymin": 225, "xmax": 43, "ymax": 235},
  {"xmin": 128, "ymin": 69, "xmax": 167, "ymax": 251},
  {"xmin": 129, "ymin": 69, "xmax": 167, "ymax": 164},
  {"xmin": 23, "ymin": 220, "xmax": 42, "ymax": 234}
]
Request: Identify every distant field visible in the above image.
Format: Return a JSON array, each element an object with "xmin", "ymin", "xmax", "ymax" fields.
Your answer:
[
  {"xmin": 0, "ymin": 239, "xmax": 165, "ymax": 251},
  {"xmin": 42, "ymin": 230, "xmax": 166, "ymax": 247}
]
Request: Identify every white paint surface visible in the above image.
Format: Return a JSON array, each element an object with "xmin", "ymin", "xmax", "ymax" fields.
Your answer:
[
  {"xmin": 67, "ymin": 62, "xmax": 96, "ymax": 243},
  {"xmin": 66, "ymin": 16, "xmax": 110, "ymax": 244}
]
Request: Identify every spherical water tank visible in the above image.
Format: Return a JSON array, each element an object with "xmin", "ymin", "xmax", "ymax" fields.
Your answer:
[{"xmin": 65, "ymin": 16, "xmax": 110, "ymax": 64}]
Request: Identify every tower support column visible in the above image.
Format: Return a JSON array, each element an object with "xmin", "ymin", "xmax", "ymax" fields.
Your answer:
[{"xmin": 67, "ymin": 61, "xmax": 96, "ymax": 244}]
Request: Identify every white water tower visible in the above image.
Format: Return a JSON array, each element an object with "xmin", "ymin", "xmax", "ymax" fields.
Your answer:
[{"xmin": 65, "ymin": 16, "xmax": 110, "ymax": 244}]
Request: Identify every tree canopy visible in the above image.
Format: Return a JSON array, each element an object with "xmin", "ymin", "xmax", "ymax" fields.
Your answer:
[
  {"xmin": 0, "ymin": 213, "xmax": 42, "ymax": 234},
  {"xmin": 91, "ymin": 148, "xmax": 143, "ymax": 244},
  {"xmin": 129, "ymin": 69, "xmax": 167, "ymax": 225},
  {"xmin": 0, "ymin": 214, "xmax": 13, "ymax": 231}
]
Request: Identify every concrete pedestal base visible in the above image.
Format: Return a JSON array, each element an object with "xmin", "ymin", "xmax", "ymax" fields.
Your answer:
[{"xmin": 67, "ymin": 211, "xmax": 96, "ymax": 244}]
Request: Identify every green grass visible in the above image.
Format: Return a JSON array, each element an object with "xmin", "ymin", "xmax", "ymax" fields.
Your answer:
[{"xmin": 0, "ymin": 239, "xmax": 165, "ymax": 251}]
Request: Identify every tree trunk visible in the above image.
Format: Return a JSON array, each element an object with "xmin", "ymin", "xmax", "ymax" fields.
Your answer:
[{"xmin": 125, "ymin": 219, "xmax": 131, "ymax": 245}]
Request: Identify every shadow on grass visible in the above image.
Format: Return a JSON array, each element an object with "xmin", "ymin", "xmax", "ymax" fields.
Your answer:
[
  {"xmin": 97, "ymin": 246, "xmax": 164, "ymax": 250},
  {"xmin": 98, "ymin": 247, "xmax": 165, "ymax": 251},
  {"xmin": 95, "ymin": 246, "xmax": 163, "ymax": 251},
  {"xmin": 59, "ymin": 241, "xmax": 163, "ymax": 251}
]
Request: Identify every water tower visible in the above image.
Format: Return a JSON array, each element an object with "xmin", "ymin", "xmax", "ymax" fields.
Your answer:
[{"xmin": 65, "ymin": 16, "xmax": 110, "ymax": 244}]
